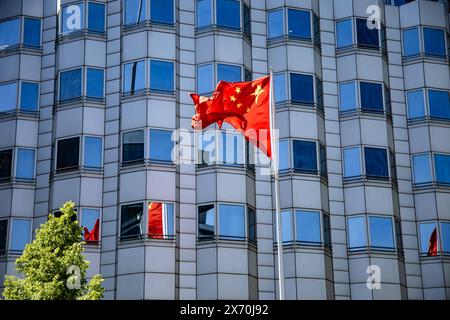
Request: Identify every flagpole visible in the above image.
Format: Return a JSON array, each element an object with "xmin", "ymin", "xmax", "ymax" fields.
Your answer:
[{"xmin": 269, "ymin": 69, "xmax": 285, "ymax": 300}]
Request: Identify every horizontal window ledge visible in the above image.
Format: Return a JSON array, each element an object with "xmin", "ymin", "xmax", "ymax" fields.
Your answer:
[
  {"xmin": 118, "ymin": 235, "xmax": 176, "ymax": 247},
  {"xmin": 347, "ymin": 247, "xmax": 403, "ymax": 258},
  {"xmin": 276, "ymin": 102, "xmax": 325, "ymax": 116},
  {"xmin": 122, "ymin": 21, "xmax": 176, "ymax": 34},
  {"xmin": 0, "ymin": 250, "xmax": 24, "ymax": 257},
  {"xmin": 0, "ymin": 44, "xmax": 42, "ymax": 57},
  {"xmin": 407, "ymin": 116, "xmax": 450, "ymax": 127},
  {"xmin": 339, "ymin": 109, "xmax": 392, "ymax": 122},
  {"xmin": 419, "ymin": 252, "xmax": 450, "ymax": 260},
  {"xmin": 274, "ymin": 241, "xmax": 332, "ymax": 252},
  {"xmin": 0, "ymin": 178, "xmax": 36, "ymax": 189},
  {"xmin": 120, "ymin": 160, "xmax": 176, "ymax": 171},
  {"xmin": 57, "ymin": 30, "xmax": 106, "ymax": 44},
  {"xmin": 0, "ymin": 109, "xmax": 39, "ymax": 122},
  {"xmin": 413, "ymin": 182, "xmax": 450, "ymax": 193},
  {"xmin": 195, "ymin": 25, "xmax": 249, "ymax": 39},
  {"xmin": 343, "ymin": 176, "xmax": 398, "ymax": 188},
  {"xmin": 197, "ymin": 236, "xmax": 258, "ymax": 248},
  {"xmin": 336, "ymin": 45, "xmax": 387, "ymax": 59},
  {"xmin": 279, "ymin": 169, "xmax": 328, "ymax": 183},
  {"xmin": 403, "ymin": 53, "xmax": 449, "ymax": 65},
  {"xmin": 267, "ymin": 36, "xmax": 320, "ymax": 50},
  {"xmin": 57, "ymin": 97, "xmax": 106, "ymax": 109},
  {"xmin": 121, "ymin": 90, "xmax": 176, "ymax": 101}
]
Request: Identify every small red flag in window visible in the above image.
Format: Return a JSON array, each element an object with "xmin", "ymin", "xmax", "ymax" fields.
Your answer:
[{"xmin": 427, "ymin": 227, "xmax": 438, "ymax": 256}]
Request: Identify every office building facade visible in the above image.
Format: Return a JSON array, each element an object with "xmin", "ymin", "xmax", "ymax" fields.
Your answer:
[{"xmin": 0, "ymin": 0, "xmax": 449, "ymax": 299}]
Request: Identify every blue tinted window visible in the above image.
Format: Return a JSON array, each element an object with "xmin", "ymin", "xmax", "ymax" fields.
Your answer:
[
  {"xmin": 20, "ymin": 82, "xmax": 39, "ymax": 111},
  {"xmin": 323, "ymin": 214, "xmax": 331, "ymax": 247},
  {"xmin": 406, "ymin": 90, "xmax": 425, "ymax": 119},
  {"xmin": 369, "ymin": 216, "xmax": 394, "ymax": 250},
  {"xmin": 82, "ymin": 208, "xmax": 100, "ymax": 239},
  {"xmin": 336, "ymin": 19, "xmax": 353, "ymax": 48},
  {"xmin": 319, "ymin": 144, "xmax": 327, "ymax": 176},
  {"xmin": 364, "ymin": 147, "xmax": 388, "ymax": 178},
  {"xmin": 23, "ymin": 18, "xmax": 41, "ymax": 47},
  {"xmin": 419, "ymin": 223, "xmax": 437, "ymax": 255},
  {"xmin": 10, "ymin": 219, "xmax": 31, "ymax": 252},
  {"xmin": 62, "ymin": 3, "xmax": 85, "ymax": 33},
  {"xmin": 217, "ymin": 64, "xmax": 241, "ymax": 82},
  {"xmin": 220, "ymin": 132, "xmax": 244, "ymax": 165},
  {"xmin": 165, "ymin": 203, "xmax": 175, "ymax": 236},
  {"xmin": 339, "ymin": 82, "xmax": 356, "ymax": 111},
  {"xmin": 124, "ymin": 0, "xmax": 146, "ymax": 25},
  {"xmin": 274, "ymin": 73, "xmax": 287, "ymax": 103},
  {"xmin": 150, "ymin": 60, "xmax": 174, "ymax": 92},
  {"xmin": 149, "ymin": 129, "xmax": 173, "ymax": 162},
  {"xmin": 86, "ymin": 68, "xmax": 104, "ymax": 98},
  {"xmin": 219, "ymin": 204, "xmax": 245, "ymax": 239},
  {"xmin": 293, "ymin": 140, "xmax": 317, "ymax": 173},
  {"xmin": 278, "ymin": 140, "xmax": 289, "ymax": 171},
  {"xmin": 287, "ymin": 9, "xmax": 311, "ymax": 39},
  {"xmin": 197, "ymin": 0, "xmax": 212, "ymax": 28},
  {"xmin": 151, "ymin": 0, "xmax": 174, "ymax": 24},
  {"xmin": 16, "ymin": 149, "xmax": 35, "ymax": 180},
  {"xmin": 423, "ymin": 28, "xmax": 446, "ymax": 57},
  {"xmin": 279, "ymin": 210, "xmax": 293, "ymax": 243},
  {"xmin": 356, "ymin": 18, "xmax": 379, "ymax": 47},
  {"xmin": 198, "ymin": 204, "xmax": 215, "ymax": 238},
  {"xmin": 243, "ymin": 4, "xmax": 251, "ymax": 36},
  {"xmin": 402, "ymin": 28, "xmax": 419, "ymax": 57},
  {"xmin": 290, "ymin": 73, "xmax": 314, "ymax": 104},
  {"xmin": 198, "ymin": 131, "xmax": 216, "ymax": 165},
  {"xmin": 0, "ymin": 82, "xmax": 17, "ymax": 112},
  {"xmin": 216, "ymin": 0, "xmax": 240, "ymax": 29},
  {"xmin": 248, "ymin": 208, "xmax": 256, "ymax": 241},
  {"xmin": 88, "ymin": 2, "xmax": 105, "ymax": 32},
  {"xmin": 123, "ymin": 130, "xmax": 144, "ymax": 163},
  {"xmin": 428, "ymin": 90, "xmax": 450, "ymax": 120},
  {"xmin": 197, "ymin": 64, "xmax": 214, "ymax": 95},
  {"xmin": 268, "ymin": 9, "xmax": 283, "ymax": 39},
  {"xmin": 412, "ymin": 154, "xmax": 431, "ymax": 184},
  {"xmin": 84, "ymin": 136, "xmax": 102, "ymax": 169},
  {"xmin": 343, "ymin": 147, "xmax": 361, "ymax": 178},
  {"xmin": 123, "ymin": 60, "xmax": 145, "ymax": 94},
  {"xmin": 0, "ymin": 18, "xmax": 20, "ymax": 47},
  {"xmin": 434, "ymin": 154, "xmax": 450, "ymax": 184},
  {"xmin": 348, "ymin": 216, "xmax": 367, "ymax": 250},
  {"xmin": 60, "ymin": 69, "xmax": 82, "ymax": 101},
  {"xmin": 441, "ymin": 223, "xmax": 450, "ymax": 254},
  {"xmin": 296, "ymin": 210, "xmax": 321, "ymax": 245},
  {"xmin": 0, "ymin": 150, "xmax": 13, "ymax": 179},
  {"xmin": 360, "ymin": 82, "xmax": 383, "ymax": 112}
]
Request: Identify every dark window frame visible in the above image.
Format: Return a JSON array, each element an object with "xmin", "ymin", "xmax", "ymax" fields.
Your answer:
[{"xmin": 56, "ymin": 136, "xmax": 81, "ymax": 173}]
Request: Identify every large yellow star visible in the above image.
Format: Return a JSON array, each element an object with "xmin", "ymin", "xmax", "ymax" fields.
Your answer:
[
  {"xmin": 251, "ymin": 85, "xmax": 265, "ymax": 104},
  {"xmin": 235, "ymin": 87, "xmax": 241, "ymax": 94},
  {"xmin": 230, "ymin": 95, "xmax": 236, "ymax": 102}
]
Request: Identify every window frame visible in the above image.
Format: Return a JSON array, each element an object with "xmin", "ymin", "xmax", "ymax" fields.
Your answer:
[
  {"xmin": 122, "ymin": 59, "xmax": 147, "ymax": 95},
  {"xmin": 363, "ymin": 146, "xmax": 390, "ymax": 179},
  {"xmin": 422, "ymin": 26, "xmax": 448, "ymax": 58},
  {"xmin": 355, "ymin": 17, "xmax": 382, "ymax": 50},
  {"xmin": 433, "ymin": 152, "xmax": 450, "ymax": 186},
  {"xmin": 0, "ymin": 16, "xmax": 42, "ymax": 50},
  {"xmin": 0, "ymin": 17, "xmax": 21, "ymax": 50},
  {"xmin": 294, "ymin": 209, "xmax": 323, "ymax": 247},
  {"xmin": 9, "ymin": 218, "xmax": 32, "ymax": 253},
  {"xmin": 80, "ymin": 207, "xmax": 102, "ymax": 243},
  {"xmin": 411, "ymin": 153, "xmax": 432, "ymax": 186},
  {"xmin": 148, "ymin": 128, "xmax": 174, "ymax": 163},
  {"xmin": 150, "ymin": 0, "xmax": 175, "ymax": 25},
  {"xmin": 82, "ymin": 135, "xmax": 104, "ymax": 170},
  {"xmin": 0, "ymin": 218, "xmax": 8, "ymax": 254},
  {"xmin": 367, "ymin": 215, "xmax": 396, "ymax": 252},
  {"xmin": 0, "ymin": 81, "xmax": 19, "ymax": 113},
  {"xmin": 440, "ymin": 221, "xmax": 450, "ymax": 256},
  {"xmin": 55, "ymin": 135, "xmax": 81, "ymax": 173},
  {"xmin": 215, "ymin": 0, "xmax": 242, "ymax": 31},
  {"xmin": 85, "ymin": 67, "xmax": 106, "ymax": 99},
  {"xmin": 288, "ymin": 72, "xmax": 318, "ymax": 107},
  {"xmin": 335, "ymin": 18, "xmax": 354, "ymax": 50},
  {"xmin": 418, "ymin": 221, "xmax": 440, "ymax": 257},
  {"xmin": 59, "ymin": 1, "xmax": 106, "ymax": 34},
  {"xmin": 149, "ymin": 59, "xmax": 175, "ymax": 94},
  {"xmin": 58, "ymin": 67, "xmax": 83, "ymax": 102},
  {"xmin": 338, "ymin": 80, "xmax": 358, "ymax": 112},
  {"xmin": 197, "ymin": 202, "xmax": 216, "ymax": 240},
  {"xmin": 359, "ymin": 80, "xmax": 386, "ymax": 114},
  {"xmin": 121, "ymin": 128, "xmax": 146, "ymax": 166},
  {"xmin": 19, "ymin": 80, "xmax": 40, "ymax": 112},
  {"xmin": 347, "ymin": 215, "xmax": 368, "ymax": 252},
  {"xmin": 218, "ymin": 203, "xmax": 247, "ymax": 240},
  {"xmin": 14, "ymin": 147, "xmax": 36, "ymax": 181},
  {"xmin": 147, "ymin": 201, "xmax": 176, "ymax": 239},
  {"xmin": 0, "ymin": 148, "xmax": 14, "ymax": 181},
  {"xmin": 291, "ymin": 139, "xmax": 320, "ymax": 175},
  {"xmin": 119, "ymin": 202, "xmax": 145, "ymax": 240},
  {"xmin": 401, "ymin": 26, "xmax": 421, "ymax": 58}
]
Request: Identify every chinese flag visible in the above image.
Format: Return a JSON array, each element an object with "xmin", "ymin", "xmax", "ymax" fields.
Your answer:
[
  {"xmin": 191, "ymin": 76, "xmax": 272, "ymax": 158},
  {"xmin": 148, "ymin": 202, "xmax": 163, "ymax": 239},
  {"xmin": 427, "ymin": 228, "xmax": 438, "ymax": 256},
  {"xmin": 83, "ymin": 219, "xmax": 100, "ymax": 242}
]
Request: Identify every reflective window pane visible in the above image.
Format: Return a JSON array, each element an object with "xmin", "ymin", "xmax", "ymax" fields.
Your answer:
[
  {"xmin": 336, "ymin": 19, "xmax": 353, "ymax": 49},
  {"xmin": 57, "ymin": 137, "xmax": 80, "ymax": 171},
  {"xmin": 434, "ymin": 154, "xmax": 450, "ymax": 184},
  {"xmin": 423, "ymin": 28, "xmax": 446, "ymax": 57},
  {"xmin": 121, "ymin": 203, "xmax": 144, "ymax": 239},
  {"xmin": 441, "ymin": 222, "xmax": 450, "ymax": 254},
  {"xmin": 148, "ymin": 202, "xmax": 174, "ymax": 238},
  {"xmin": 61, "ymin": 3, "xmax": 84, "ymax": 33},
  {"xmin": 84, "ymin": 136, "xmax": 102, "ymax": 169},
  {"xmin": 20, "ymin": 82, "xmax": 39, "ymax": 111},
  {"xmin": 295, "ymin": 210, "xmax": 321, "ymax": 245},
  {"xmin": 87, "ymin": 2, "xmax": 105, "ymax": 33},
  {"xmin": 123, "ymin": 60, "xmax": 145, "ymax": 94},
  {"xmin": 274, "ymin": 73, "xmax": 287, "ymax": 103},
  {"xmin": 364, "ymin": 147, "xmax": 388, "ymax": 178},
  {"xmin": 356, "ymin": 18, "xmax": 379, "ymax": 47},
  {"xmin": 290, "ymin": 73, "xmax": 314, "ymax": 104},
  {"xmin": 16, "ymin": 148, "xmax": 35, "ymax": 180},
  {"xmin": 402, "ymin": 27, "xmax": 420, "ymax": 57},
  {"xmin": 343, "ymin": 147, "xmax": 361, "ymax": 178},
  {"xmin": 243, "ymin": 3, "xmax": 251, "ymax": 36},
  {"xmin": 0, "ymin": 82, "xmax": 17, "ymax": 112},
  {"xmin": 82, "ymin": 208, "xmax": 100, "ymax": 242},
  {"xmin": 369, "ymin": 216, "xmax": 394, "ymax": 250},
  {"xmin": 217, "ymin": 64, "xmax": 241, "ymax": 82},
  {"xmin": 197, "ymin": 64, "xmax": 214, "ymax": 95},
  {"xmin": 293, "ymin": 140, "xmax": 317, "ymax": 173},
  {"xmin": 419, "ymin": 223, "xmax": 438, "ymax": 256},
  {"xmin": 360, "ymin": 82, "xmax": 383, "ymax": 112},
  {"xmin": 248, "ymin": 207, "xmax": 256, "ymax": 241},
  {"xmin": 219, "ymin": 204, "xmax": 245, "ymax": 239},
  {"xmin": 219, "ymin": 132, "xmax": 244, "ymax": 165},
  {"xmin": 23, "ymin": 18, "xmax": 41, "ymax": 47},
  {"xmin": 59, "ymin": 69, "xmax": 82, "ymax": 101},
  {"xmin": 151, "ymin": 0, "xmax": 174, "ymax": 24},
  {"xmin": 124, "ymin": 0, "xmax": 146, "ymax": 25},
  {"xmin": 0, "ymin": 18, "xmax": 20, "ymax": 48},
  {"xmin": 348, "ymin": 216, "xmax": 367, "ymax": 250},
  {"xmin": 197, "ymin": 0, "xmax": 212, "ymax": 28},
  {"xmin": 339, "ymin": 82, "xmax": 356, "ymax": 111},
  {"xmin": 319, "ymin": 144, "xmax": 327, "ymax": 176},
  {"xmin": 428, "ymin": 90, "xmax": 450, "ymax": 120},
  {"xmin": 10, "ymin": 219, "xmax": 31, "ymax": 252},
  {"xmin": 123, "ymin": 130, "xmax": 144, "ymax": 163},
  {"xmin": 150, "ymin": 60, "xmax": 174, "ymax": 92},
  {"xmin": 86, "ymin": 68, "xmax": 104, "ymax": 98},
  {"xmin": 278, "ymin": 140, "xmax": 289, "ymax": 171},
  {"xmin": 406, "ymin": 90, "xmax": 425, "ymax": 119},
  {"xmin": 149, "ymin": 129, "xmax": 173, "ymax": 162},
  {"xmin": 268, "ymin": 9, "xmax": 283, "ymax": 39},
  {"xmin": 323, "ymin": 214, "xmax": 331, "ymax": 247},
  {"xmin": 287, "ymin": 9, "xmax": 311, "ymax": 39},
  {"xmin": 198, "ymin": 131, "xmax": 216, "ymax": 165},
  {"xmin": 0, "ymin": 220, "xmax": 7, "ymax": 252},
  {"xmin": 216, "ymin": 0, "xmax": 240, "ymax": 29},
  {"xmin": 412, "ymin": 154, "xmax": 431, "ymax": 184},
  {"xmin": 0, "ymin": 149, "xmax": 13, "ymax": 179},
  {"xmin": 278, "ymin": 210, "xmax": 293, "ymax": 243},
  {"xmin": 198, "ymin": 204, "xmax": 215, "ymax": 238}
]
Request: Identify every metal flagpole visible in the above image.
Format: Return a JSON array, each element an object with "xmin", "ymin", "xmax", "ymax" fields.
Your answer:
[{"xmin": 269, "ymin": 69, "xmax": 285, "ymax": 300}]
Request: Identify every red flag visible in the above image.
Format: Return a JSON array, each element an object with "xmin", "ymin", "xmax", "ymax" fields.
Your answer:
[
  {"xmin": 191, "ymin": 76, "xmax": 272, "ymax": 158},
  {"xmin": 427, "ymin": 228, "xmax": 438, "ymax": 256},
  {"xmin": 83, "ymin": 218, "xmax": 100, "ymax": 242},
  {"xmin": 148, "ymin": 202, "xmax": 163, "ymax": 239}
]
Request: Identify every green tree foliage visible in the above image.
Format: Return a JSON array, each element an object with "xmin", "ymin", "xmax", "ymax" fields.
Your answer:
[{"xmin": 2, "ymin": 201, "xmax": 104, "ymax": 300}]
